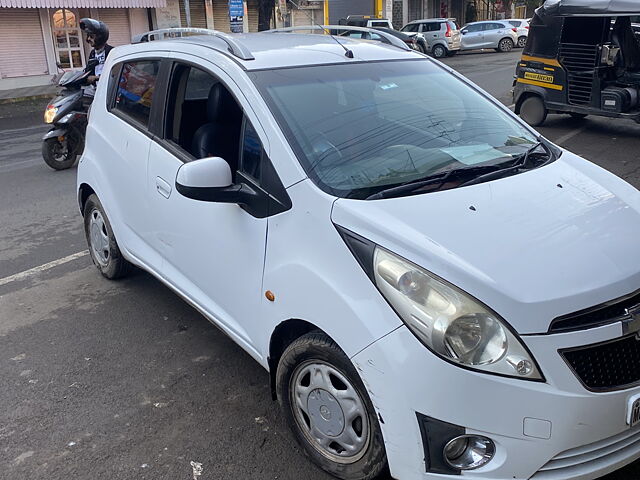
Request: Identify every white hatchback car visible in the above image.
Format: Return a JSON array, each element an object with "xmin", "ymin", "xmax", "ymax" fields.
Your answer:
[{"xmin": 78, "ymin": 27, "xmax": 640, "ymax": 480}]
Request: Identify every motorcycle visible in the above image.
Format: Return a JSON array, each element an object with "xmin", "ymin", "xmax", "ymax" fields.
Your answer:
[{"xmin": 42, "ymin": 60, "xmax": 97, "ymax": 170}]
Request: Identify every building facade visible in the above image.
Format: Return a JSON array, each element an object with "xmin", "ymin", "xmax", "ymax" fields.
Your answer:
[{"xmin": 0, "ymin": 0, "xmax": 262, "ymax": 91}]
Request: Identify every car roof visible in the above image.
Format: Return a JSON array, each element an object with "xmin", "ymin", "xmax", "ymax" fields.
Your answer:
[
  {"xmin": 408, "ymin": 18, "xmax": 448, "ymax": 23},
  {"xmin": 116, "ymin": 32, "xmax": 422, "ymax": 71}
]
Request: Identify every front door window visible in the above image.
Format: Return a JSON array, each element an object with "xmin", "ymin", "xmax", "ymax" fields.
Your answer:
[{"xmin": 51, "ymin": 9, "xmax": 85, "ymax": 69}]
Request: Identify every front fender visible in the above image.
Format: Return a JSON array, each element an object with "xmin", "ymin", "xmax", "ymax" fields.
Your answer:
[
  {"xmin": 261, "ymin": 180, "xmax": 402, "ymax": 361},
  {"xmin": 42, "ymin": 127, "xmax": 67, "ymax": 141}
]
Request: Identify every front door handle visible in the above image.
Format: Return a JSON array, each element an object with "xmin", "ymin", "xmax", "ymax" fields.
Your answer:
[{"xmin": 156, "ymin": 176, "xmax": 172, "ymax": 199}]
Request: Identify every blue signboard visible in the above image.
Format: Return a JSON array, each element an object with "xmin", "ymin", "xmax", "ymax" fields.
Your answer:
[
  {"xmin": 229, "ymin": 0, "xmax": 244, "ymax": 33},
  {"xmin": 229, "ymin": 0, "xmax": 244, "ymax": 17}
]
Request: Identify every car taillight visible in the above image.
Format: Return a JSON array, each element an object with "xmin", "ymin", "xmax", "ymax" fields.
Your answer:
[
  {"xmin": 525, "ymin": 26, "xmax": 530, "ymax": 29},
  {"xmin": 512, "ymin": 28, "xmax": 518, "ymax": 32},
  {"xmin": 445, "ymin": 23, "xmax": 452, "ymax": 37}
]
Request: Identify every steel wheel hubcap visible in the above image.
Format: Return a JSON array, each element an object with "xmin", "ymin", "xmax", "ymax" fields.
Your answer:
[
  {"xmin": 89, "ymin": 209, "xmax": 110, "ymax": 267},
  {"xmin": 291, "ymin": 361, "xmax": 370, "ymax": 464}
]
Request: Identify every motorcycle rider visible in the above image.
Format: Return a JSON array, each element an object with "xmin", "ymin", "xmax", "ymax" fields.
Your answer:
[{"xmin": 79, "ymin": 18, "xmax": 113, "ymax": 98}]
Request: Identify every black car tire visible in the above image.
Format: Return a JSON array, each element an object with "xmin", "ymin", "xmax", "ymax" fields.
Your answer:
[
  {"xmin": 520, "ymin": 96, "xmax": 548, "ymax": 127},
  {"xmin": 42, "ymin": 137, "xmax": 77, "ymax": 170},
  {"xmin": 276, "ymin": 331, "xmax": 387, "ymax": 480},
  {"xmin": 432, "ymin": 44, "xmax": 447, "ymax": 58},
  {"xmin": 83, "ymin": 194, "xmax": 131, "ymax": 280},
  {"xmin": 418, "ymin": 42, "xmax": 427, "ymax": 54},
  {"xmin": 497, "ymin": 37, "xmax": 514, "ymax": 52}
]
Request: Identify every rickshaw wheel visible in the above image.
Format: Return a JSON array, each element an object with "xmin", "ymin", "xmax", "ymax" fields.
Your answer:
[{"xmin": 520, "ymin": 96, "xmax": 548, "ymax": 127}]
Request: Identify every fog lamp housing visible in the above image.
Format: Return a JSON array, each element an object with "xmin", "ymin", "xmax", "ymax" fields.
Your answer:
[{"xmin": 443, "ymin": 435, "xmax": 495, "ymax": 470}]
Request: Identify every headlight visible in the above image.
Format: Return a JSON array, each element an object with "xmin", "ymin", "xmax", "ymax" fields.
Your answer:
[
  {"xmin": 374, "ymin": 248, "xmax": 542, "ymax": 380},
  {"xmin": 44, "ymin": 106, "xmax": 58, "ymax": 124}
]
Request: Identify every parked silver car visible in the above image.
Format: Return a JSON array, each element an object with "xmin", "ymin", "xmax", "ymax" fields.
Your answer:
[
  {"xmin": 505, "ymin": 18, "xmax": 530, "ymax": 48},
  {"xmin": 401, "ymin": 18, "xmax": 461, "ymax": 58},
  {"xmin": 460, "ymin": 20, "xmax": 518, "ymax": 53}
]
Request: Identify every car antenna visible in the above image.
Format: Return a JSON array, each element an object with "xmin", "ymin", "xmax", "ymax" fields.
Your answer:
[{"xmin": 286, "ymin": 0, "xmax": 354, "ymax": 58}]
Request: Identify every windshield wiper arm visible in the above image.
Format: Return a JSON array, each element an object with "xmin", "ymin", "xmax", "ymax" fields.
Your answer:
[
  {"xmin": 366, "ymin": 165, "xmax": 498, "ymax": 200},
  {"xmin": 458, "ymin": 142, "xmax": 547, "ymax": 189}
]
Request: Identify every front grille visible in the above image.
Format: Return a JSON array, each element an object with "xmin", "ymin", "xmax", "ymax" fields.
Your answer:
[
  {"xmin": 549, "ymin": 289, "xmax": 640, "ymax": 333},
  {"xmin": 532, "ymin": 427, "xmax": 640, "ymax": 479},
  {"xmin": 561, "ymin": 335, "xmax": 640, "ymax": 391},
  {"xmin": 559, "ymin": 43, "xmax": 598, "ymax": 106}
]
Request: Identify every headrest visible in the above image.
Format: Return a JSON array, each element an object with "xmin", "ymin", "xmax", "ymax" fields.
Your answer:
[{"xmin": 207, "ymin": 83, "xmax": 240, "ymax": 122}]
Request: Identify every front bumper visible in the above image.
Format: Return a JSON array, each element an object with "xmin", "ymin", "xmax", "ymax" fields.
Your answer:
[{"xmin": 352, "ymin": 323, "xmax": 640, "ymax": 480}]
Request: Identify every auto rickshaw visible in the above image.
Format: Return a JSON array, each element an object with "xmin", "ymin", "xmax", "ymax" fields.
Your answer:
[{"xmin": 513, "ymin": 0, "xmax": 640, "ymax": 126}]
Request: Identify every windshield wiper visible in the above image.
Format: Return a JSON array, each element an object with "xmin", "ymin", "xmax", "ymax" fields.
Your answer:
[
  {"xmin": 365, "ymin": 164, "xmax": 499, "ymax": 200},
  {"xmin": 458, "ymin": 141, "xmax": 548, "ymax": 188}
]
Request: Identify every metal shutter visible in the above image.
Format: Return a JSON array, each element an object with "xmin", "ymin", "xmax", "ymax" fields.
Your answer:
[
  {"xmin": 212, "ymin": 0, "xmax": 230, "ymax": 32},
  {"xmin": 328, "ymin": 0, "xmax": 375, "ymax": 24},
  {"xmin": 247, "ymin": 0, "xmax": 258, "ymax": 32},
  {"xmin": 97, "ymin": 9, "xmax": 131, "ymax": 47},
  {"xmin": 0, "ymin": 9, "xmax": 48, "ymax": 78},
  {"xmin": 180, "ymin": 0, "xmax": 208, "ymax": 28}
]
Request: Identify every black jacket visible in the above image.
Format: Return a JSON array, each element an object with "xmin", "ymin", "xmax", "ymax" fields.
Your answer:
[{"xmin": 85, "ymin": 44, "xmax": 114, "ymax": 76}]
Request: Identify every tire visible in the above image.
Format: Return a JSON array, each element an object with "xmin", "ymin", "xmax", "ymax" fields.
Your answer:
[
  {"xmin": 277, "ymin": 332, "xmax": 387, "ymax": 480},
  {"xmin": 569, "ymin": 112, "xmax": 588, "ymax": 119},
  {"xmin": 432, "ymin": 44, "xmax": 447, "ymax": 58},
  {"xmin": 42, "ymin": 137, "xmax": 77, "ymax": 170},
  {"xmin": 517, "ymin": 36, "xmax": 527, "ymax": 48},
  {"xmin": 497, "ymin": 37, "xmax": 514, "ymax": 53},
  {"xmin": 83, "ymin": 194, "xmax": 131, "ymax": 279},
  {"xmin": 418, "ymin": 42, "xmax": 427, "ymax": 54},
  {"xmin": 519, "ymin": 96, "xmax": 548, "ymax": 127}
]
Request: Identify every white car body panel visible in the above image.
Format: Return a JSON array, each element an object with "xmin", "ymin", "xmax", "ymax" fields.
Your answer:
[
  {"xmin": 77, "ymin": 34, "xmax": 640, "ymax": 480},
  {"xmin": 332, "ymin": 153, "xmax": 640, "ymax": 335}
]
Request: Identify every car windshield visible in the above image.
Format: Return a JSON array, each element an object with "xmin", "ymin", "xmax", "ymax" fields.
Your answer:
[{"xmin": 251, "ymin": 60, "xmax": 538, "ymax": 199}]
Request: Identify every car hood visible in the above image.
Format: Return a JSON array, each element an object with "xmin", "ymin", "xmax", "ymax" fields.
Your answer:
[{"xmin": 331, "ymin": 152, "xmax": 640, "ymax": 334}]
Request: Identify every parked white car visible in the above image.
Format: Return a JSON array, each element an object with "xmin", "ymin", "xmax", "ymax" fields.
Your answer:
[
  {"xmin": 460, "ymin": 20, "xmax": 519, "ymax": 52},
  {"xmin": 78, "ymin": 27, "xmax": 640, "ymax": 480},
  {"xmin": 506, "ymin": 18, "xmax": 530, "ymax": 48}
]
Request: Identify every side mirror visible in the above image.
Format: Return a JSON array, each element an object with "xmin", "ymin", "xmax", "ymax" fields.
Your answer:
[
  {"xmin": 461, "ymin": 29, "xmax": 468, "ymax": 35},
  {"xmin": 175, "ymin": 156, "xmax": 255, "ymax": 204}
]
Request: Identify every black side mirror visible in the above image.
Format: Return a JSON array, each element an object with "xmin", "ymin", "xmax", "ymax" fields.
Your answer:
[{"xmin": 461, "ymin": 30, "xmax": 468, "ymax": 35}]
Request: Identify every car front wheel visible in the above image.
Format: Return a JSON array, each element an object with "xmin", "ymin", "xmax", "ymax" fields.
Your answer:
[
  {"xmin": 432, "ymin": 44, "xmax": 447, "ymax": 58},
  {"xmin": 277, "ymin": 331, "xmax": 387, "ymax": 480}
]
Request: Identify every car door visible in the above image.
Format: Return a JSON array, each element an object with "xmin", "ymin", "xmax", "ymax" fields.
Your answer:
[
  {"xmin": 145, "ymin": 57, "xmax": 286, "ymax": 357},
  {"xmin": 421, "ymin": 22, "xmax": 439, "ymax": 50},
  {"xmin": 102, "ymin": 56, "xmax": 165, "ymax": 269},
  {"xmin": 484, "ymin": 23, "xmax": 503, "ymax": 48},
  {"xmin": 461, "ymin": 23, "xmax": 483, "ymax": 49}
]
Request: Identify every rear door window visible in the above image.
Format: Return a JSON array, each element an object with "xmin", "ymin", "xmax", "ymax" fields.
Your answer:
[
  {"xmin": 113, "ymin": 60, "xmax": 160, "ymax": 128},
  {"xmin": 401, "ymin": 23, "xmax": 419, "ymax": 33}
]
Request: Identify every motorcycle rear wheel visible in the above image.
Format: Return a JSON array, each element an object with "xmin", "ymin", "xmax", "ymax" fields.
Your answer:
[{"xmin": 42, "ymin": 137, "xmax": 77, "ymax": 170}]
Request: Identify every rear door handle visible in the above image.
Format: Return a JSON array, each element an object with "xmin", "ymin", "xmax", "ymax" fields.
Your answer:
[{"xmin": 156, "ymin": 176, "xmax": 172, "ymax": 199}]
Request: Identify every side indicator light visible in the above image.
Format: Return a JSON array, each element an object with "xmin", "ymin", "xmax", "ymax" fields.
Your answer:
[{"xmin": 265, "ymin": 291, "xmax": 275, "ymax": 302}]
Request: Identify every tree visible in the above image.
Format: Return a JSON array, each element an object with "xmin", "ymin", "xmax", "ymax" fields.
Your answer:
[{"xmin": 258, "ymin": 0, "xmax": 276, "ymax": 31}]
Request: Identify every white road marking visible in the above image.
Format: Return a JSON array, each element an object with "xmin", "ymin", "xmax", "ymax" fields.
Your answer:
[
  {"xmin": 554, "ymin": 126, "xmax": 587, "ymax": 146},
  {"xmin": 0, "ymin": 251, "xmax": 88, "ymax": 287}
]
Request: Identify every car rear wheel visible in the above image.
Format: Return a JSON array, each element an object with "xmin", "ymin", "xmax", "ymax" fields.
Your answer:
[
  {"xmin": 432, "ymin": 44, "xmax": 447, "ymax": 58},
  {"xmin": 277, "ymin": 331, "xmax": 387, "ymax": 480},
  {"xmin": 519, "ymin": 96, "xmax": 548, "ymax": 127},
  {"xmin": 83, "ymin": 194, "xmax": 131, "ymax": 279},
  {"xmin": 497, "ymin": 38, "xmax": 514, "ymax": 52},
  {"xmin": 517, "ymin": 36, "xmax": 527, "ymax": 48}
]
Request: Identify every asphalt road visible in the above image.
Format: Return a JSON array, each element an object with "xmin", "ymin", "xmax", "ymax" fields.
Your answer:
[{"xmin": 1, "ymin": 49, "xmax": 640, "ymax": 480}]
